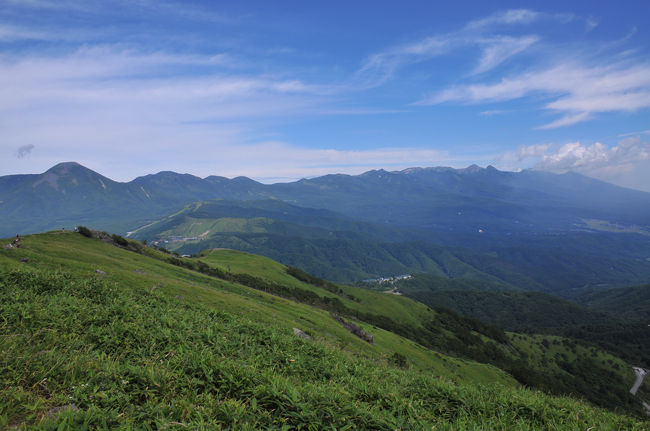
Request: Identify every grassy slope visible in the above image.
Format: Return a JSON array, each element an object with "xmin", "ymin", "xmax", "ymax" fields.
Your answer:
[
  {"xmin": 3, "ymin": 270, "xmax": 647, "ymax": 429},
  {"xmin": 1, "ymin": 232, "xmax": 648, "ymax": 428},
  {"xmin": 197, "ymin": 249, "xmax": 440, "ymax": 330},
  {"xmin": 0, "ymin": 232, "xmax": 510, "ymax": 385},
  {"xmin": 196, "ymin": 250, "xmax": 648, "ymax": 414}
]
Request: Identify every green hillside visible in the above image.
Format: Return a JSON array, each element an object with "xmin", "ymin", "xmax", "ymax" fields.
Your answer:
[
  {"xmin": 195, "ymin": 249, "xmax": 649, "ymax": 412},
  {"xmin": 1, "ymin": 231, "xmax": 498, "ymax": 381},
  {"xmin": 132, "ymin": 200, "xmax": 538, "ymax": 287},
  {"xmin": 574, "ymin": 283, "xmax": 650, "ymax": 321},
  {"xmin": 1, "ymin": 231, "xmax": 648, "ymax": 428},
  {"xmin": 132, "ymin": 199, "xmax": 650, "ymax": 297},
  {"xmin": 383, "ymin": 274, "xmax": 618, "ymax": 331},
  {"xmin": 383, "ymin": 274, "xmax": 650, "ymax": 367}
]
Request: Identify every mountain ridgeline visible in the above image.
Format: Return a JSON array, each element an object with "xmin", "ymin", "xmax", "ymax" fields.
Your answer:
[
  {"xmin": 3, "ymin": 162, "xmax": 650, "ymax": 236},
  {"xmin": 2, "ymin": 162, "xmax": 650, "ymax": 297}
]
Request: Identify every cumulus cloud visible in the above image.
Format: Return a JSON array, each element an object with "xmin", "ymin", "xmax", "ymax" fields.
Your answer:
[
  {"xmin": 536, "ymin": 137, "xmax": 650, "ymax": 172},
  {"xmin": 16, "ymin": 144, "xmax": 35, "ymax": 158},
  {"xmin": 494, "ymin": 137, "xmax": 650, "ymax": 191},
  {"xmin": 510, "ymin": 137, "xmax": 650, "ymax": 175}
]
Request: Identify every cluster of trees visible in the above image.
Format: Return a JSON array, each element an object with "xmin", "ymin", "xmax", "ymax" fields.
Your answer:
[{"xmin": 286, "ymin": 266, "xmax": 359, "ymax": 301}]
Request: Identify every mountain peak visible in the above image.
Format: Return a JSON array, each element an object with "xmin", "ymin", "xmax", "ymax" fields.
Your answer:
[
  {"xmin": 458, "ymin": 164, "xmax": 483, "ymax": 174},
  {"xmin": 32, "ymin": 162, "xmax": 110, "ymax": 191},
  {"xmin": 231, "ymin": 176, "xmax": 261, "ymax": 185},
  {"xmin": 359, "ymin": 169, "xmax": 389, "ymax": 178},
  {"xmin": 46, "ymin": 161, "xmax": 83, "ymax": 173}
]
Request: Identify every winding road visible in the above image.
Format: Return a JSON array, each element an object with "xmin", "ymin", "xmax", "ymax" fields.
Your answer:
[
  {"xmin": 630, "ymin": 367, "xmax": 647, "ymax": 396},
  {"xmin": 630, "ymin": 367, "xmax": 649, "ymax": 416}
]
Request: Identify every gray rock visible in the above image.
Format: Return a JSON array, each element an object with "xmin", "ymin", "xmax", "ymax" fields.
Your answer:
[
  {"xmin": 331, "ymin": 314, "xmax": 374, "ymax": 344},
  {"xmin": 293, "ymin": 327, "xmax": 312, "ymax": 340},
  {"xmin": 47, "ymin": 404, "xmax": 79, "ymax": 417},
  {"xmin": 95, "ymin": 269, "xmax": 106, "ymax": 275}
]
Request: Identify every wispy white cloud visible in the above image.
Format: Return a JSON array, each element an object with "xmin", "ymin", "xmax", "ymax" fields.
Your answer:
[
  {"xmin": 394, "ymin": 8, "xmax": 649, "ymax": 130},
  {"xmin": 2, "ymin": 0, "xmax": 90, "ymax": 10},
  {"xmin": 3, "ymin": 0, "xmax": 233, "ymax": 24},
  {"xmin": 479, "ymin": 109, "xmax": 508, "ymax": 116},
  {"xmin": 0, "ymin": 23, "xmax": 85, "ymax": 42},
  {"xmin": 585, "ymin": 16, "xmax": 599, "ymax": 32},
  {"xmin": 205, "ymin": 142, "xmax": 453, "ymax": 181},
  {"xmin": 422, "ymin": 62, "xmax": 650, "ymax": 128},
  {"xmin": 473, "ymin": 35, "xmax": 539, "ymax": 74},
  {"xmin": 0, "ymin": 39, "xmax": 460, "ymax": 180},
  {"xmin": 514, "ymin": 143, "xmax": 552, "ymax": 160},
  {"xmin": 619, "ymin": 129, "xmax": 650, "ymax": 137},
  {"xmin": 0, "ymin": 43, "xmax": 397, "ymax": 181},
  {"xmin": 356, "ymin": 9, "xmax": 543, "ymax": 86},
  {"xmin": 356, "ymin": 37, "xmax": 449, "ymax": 86},
  {"xmin": 464, "ymin": 9, "xmax": 542, "ymax": 31},
  {"xmin": 0, "ymin": 24, "xmax": 46, "ymax": 42},
  {"xmin": 0, "ymin": 46, "xmax": 321, "ymax": 114},
  {"xmin": 536, "ymin": 112, "xmax": 591, "ymax": 130}
]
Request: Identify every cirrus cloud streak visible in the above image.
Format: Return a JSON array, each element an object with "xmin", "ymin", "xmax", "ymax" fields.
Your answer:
[{"xmin": 420, "ymin": 59, "xmax": 650, "ymax": 129}]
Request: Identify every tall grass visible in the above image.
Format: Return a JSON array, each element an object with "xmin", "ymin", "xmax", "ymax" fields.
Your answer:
[{"xmin": 1, "ymin": 269, "xmax": 646, "ymax": 429}]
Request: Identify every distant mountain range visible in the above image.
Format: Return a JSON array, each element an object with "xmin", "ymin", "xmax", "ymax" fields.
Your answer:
[
  {"xmin": 2, "ymin": 162, "xmax": 649, "ymax": 295},
  {"xmin": 3, "ymin": 161, "xmax": 649, "ymax": 235}
]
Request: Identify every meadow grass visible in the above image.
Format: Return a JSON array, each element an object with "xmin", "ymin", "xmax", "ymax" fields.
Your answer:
[
  {"xmin": 1, "ymin": 268, "xmax": 647, "ymax": 430},
  {"xmin": 1, "ymin": 232, "xmax": 648, "ymax": 428},
  {"xmin": 0, "ymin": 233, "xmax": 513, "ymax": 384}
]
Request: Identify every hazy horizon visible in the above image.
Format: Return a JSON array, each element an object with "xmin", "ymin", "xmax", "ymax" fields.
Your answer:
[{"xmin": 7, "ymin": 159, "xmax": 650, "ymax": 194}]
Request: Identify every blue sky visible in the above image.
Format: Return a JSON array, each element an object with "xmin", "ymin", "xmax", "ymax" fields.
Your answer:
[{"xmin": 1, "ymin": 0, "xmax": 649, "ymax": 190}]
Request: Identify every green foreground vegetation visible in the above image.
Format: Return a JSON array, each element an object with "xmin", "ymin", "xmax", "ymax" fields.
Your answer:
[{"xmin": 1, "ymin": 231, "xmax": 648, "ymax": 429}]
